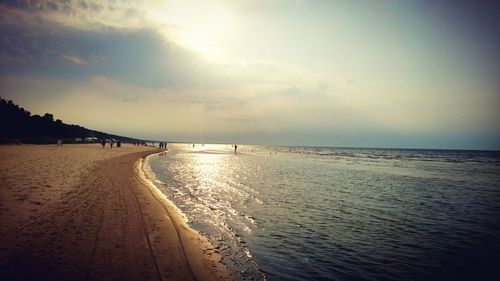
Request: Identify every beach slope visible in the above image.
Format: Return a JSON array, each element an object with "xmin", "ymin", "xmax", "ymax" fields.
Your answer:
[{"xmin": 0, "ymin": 144, "xmax": 230, "ymax": 281}]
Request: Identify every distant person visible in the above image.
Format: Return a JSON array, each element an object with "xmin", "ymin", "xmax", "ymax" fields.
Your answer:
[
  {"xmin": 234, "ymin": 144, "xmax": 238, "ymax": 155},
  {"xmin": 101, "ymin": 139, "xmax": 105, "ymax": 149},
  {"xmin": 110, "ymin": 139, "xmax": 114, "ymax": 149},
  {"xmin": 57, "ymin": 139, "xmax": 63, "ymax": 146},
  {"xmin": 117, "ymin": 140, "xmax": 121, "ymax": 148}
]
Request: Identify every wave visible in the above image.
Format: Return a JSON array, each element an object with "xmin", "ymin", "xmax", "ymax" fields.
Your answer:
[{"xmin": 281, "ymin": 147, "xmax": 500, "ymax": 164}]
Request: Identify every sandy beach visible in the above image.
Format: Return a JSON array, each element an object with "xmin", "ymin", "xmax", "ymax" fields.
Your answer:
[{"xmin": 0, "ymin": 144, "xmax": 231, "ymax": 281}]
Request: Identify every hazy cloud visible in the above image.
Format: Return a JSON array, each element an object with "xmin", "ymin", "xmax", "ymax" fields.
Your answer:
[
  {"xmin": 0, "ymin": 6, "xmax": 203, "ymax": 88},
  {"xmin": 62, "ymin": 54, "xmax": 87, "ymax": 65},
  {"xmin": 1, "ymin": 0, "xmax": 149, "ymax": 30},
  {"xmin": 0, "ymin": 1, "xmax": 498, "ymax": 149}
]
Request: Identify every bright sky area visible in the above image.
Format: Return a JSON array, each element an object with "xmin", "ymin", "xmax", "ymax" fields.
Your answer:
[{"xmin": 1, "ymin": 0, "xmax": 499, "ymax": 149}]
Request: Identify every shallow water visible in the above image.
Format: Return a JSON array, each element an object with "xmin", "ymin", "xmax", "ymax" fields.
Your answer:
[{"xmin": 146, "ymin": 144, "xmax": 500, "ymax": 280}]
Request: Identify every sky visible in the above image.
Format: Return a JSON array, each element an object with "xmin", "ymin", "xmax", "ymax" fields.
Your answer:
[{"xmin": 0, "ymin": 0, "xmax": 499, "ymax": 149}]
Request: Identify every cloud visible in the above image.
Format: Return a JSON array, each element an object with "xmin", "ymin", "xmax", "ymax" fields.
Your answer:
[
  {"xmin": 221, "ymin": 0, "xmax": 303, "ymax": 14},
  {"xmin": 1, "ymin": 1, "xmax": 498, "ymax": 149},
  {"xmin": 0, "ymin": 0, "xmax": 149, "ymax": 31},
  {"xmin": 0, "ymin": 3, "xmax": 203, "ymax": 88},
  {"xmin": 0, "ymin": 1, "xmax": 325, "ymax": 91},
  {"xmin": 2, "ymin": 70, "xmax": 499, "ymax": 149},
  {"xmin": 0, "ymin": 1, "xmax": 324, "ymax": 91},
  {"xmin": 62, "ymin": 54, "xmax": 87, "ymax": 65}
]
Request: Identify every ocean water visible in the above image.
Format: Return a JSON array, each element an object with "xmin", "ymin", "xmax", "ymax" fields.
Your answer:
[{"xmin": 145, "ymin": 144, "xmax": 500, "ymax": 281}]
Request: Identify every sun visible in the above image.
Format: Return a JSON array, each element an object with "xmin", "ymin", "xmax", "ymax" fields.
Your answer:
[{"xmin": 149, "ymin": 0, "xmax": 236, "ymax": 59}]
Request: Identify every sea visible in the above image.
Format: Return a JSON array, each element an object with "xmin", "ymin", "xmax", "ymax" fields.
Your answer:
[{"xmin": 144, "ymin": 144, "xmax": 500, "ymax": 281}]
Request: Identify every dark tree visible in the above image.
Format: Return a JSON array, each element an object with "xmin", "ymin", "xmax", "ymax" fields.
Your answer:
[{"xmin": 0, "ymin": 97, "xmax": 142, "ymax": 144}]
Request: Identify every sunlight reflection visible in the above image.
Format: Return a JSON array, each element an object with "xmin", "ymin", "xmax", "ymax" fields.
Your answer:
[{"xmin": 190, "ymin": 144, "xmax": 233, "ymax": 191}]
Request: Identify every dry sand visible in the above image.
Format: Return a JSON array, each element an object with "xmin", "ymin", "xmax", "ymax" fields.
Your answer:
[{"xmin": 0, "ymin": 144, "xmax": 231, "ymax": 281}]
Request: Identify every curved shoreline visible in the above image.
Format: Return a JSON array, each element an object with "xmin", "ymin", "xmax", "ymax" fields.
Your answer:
[
  {"xmin": 136, "ymin": 152, "xmax": 232, "ymax": 281},
  {"xmin": 135, "ymin": 153, "xmax": 194, "ymax": 280},
  {"xmin": 0, "ymin": 144, "xmax": 231, "ymax": 281}
]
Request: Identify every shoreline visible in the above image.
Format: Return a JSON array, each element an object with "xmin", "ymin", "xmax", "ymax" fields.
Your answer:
[
  {"xmin": 136, "ymin": 152, "xmax": 232, "ymax": 281},
  {"xmin": 0, "ymin": 144, "xmax": 231, "ymax": 281}
]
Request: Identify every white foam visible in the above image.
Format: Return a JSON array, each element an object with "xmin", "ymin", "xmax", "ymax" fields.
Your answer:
[{"xmin": 136, "ymin": 153, "xmax": 190, "ymax": 224}]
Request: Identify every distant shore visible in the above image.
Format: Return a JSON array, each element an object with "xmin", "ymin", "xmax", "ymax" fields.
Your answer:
[{"xmin": 0, "ymin": 144, "xmax": 231, "ymax": 281}]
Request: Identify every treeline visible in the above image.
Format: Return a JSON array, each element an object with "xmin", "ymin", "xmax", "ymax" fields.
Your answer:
[{"xmin": 0, "ymin": 97, "xmax": 141, "ymax": 144}]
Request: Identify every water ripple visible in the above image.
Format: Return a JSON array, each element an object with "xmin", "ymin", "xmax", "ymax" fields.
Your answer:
[{"xmin": 147, "ymin": 144, "xmax": 500, "ymax": 281}]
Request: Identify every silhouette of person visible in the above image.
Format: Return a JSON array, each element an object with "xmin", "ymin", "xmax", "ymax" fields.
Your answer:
[
  {"xmin": 234, "ymin": 144, "xmax": 238, "ymax": 155},
  {"xmin": 101, "ymin": 139, "xmax": 105, "ymax": 149}
]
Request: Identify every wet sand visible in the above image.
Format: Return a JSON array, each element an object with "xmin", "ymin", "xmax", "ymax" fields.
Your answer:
[{"xmin": 0, "ymin": 144, "xmax": 231, "ymax": 281}]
